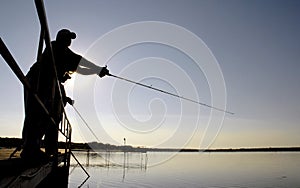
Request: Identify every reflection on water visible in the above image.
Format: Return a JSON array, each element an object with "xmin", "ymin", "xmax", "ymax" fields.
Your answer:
[
  {"xmin": 68, "ymin": 151, "xmax": 300, "ymax": 188},
  {"xmin": 70, "ymin": 150, "xmax": 148, "ymax": 169}
]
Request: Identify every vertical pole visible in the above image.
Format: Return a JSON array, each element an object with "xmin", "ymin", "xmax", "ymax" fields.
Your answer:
[
  {"xmin": 86, "ymin": 149, "xmax": 90, "ymax": 167},
  {"xmin": 34, "ymin": 0, "xmax": 57, "ymax": 115},
  {"xmin": 67, "ymin": 126, "xmax": 72, "ymax": 167},
  {"xmin": 37, "ymin": 29, "xmax": 45, "ymax": 62}
]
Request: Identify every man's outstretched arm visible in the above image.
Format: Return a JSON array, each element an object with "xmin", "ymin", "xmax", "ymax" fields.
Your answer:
[{"xmin": 76, "ymin": 58, "xmax": 103, "ymax": 75}]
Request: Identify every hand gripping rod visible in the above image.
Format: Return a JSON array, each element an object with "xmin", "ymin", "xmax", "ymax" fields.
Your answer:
[{"xmin": 108, "ymin": 74, "xmax": 234, "ymax": 115}]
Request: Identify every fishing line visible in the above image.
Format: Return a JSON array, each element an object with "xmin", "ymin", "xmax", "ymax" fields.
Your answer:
[
  {"xmin": 108, "ymin": 74, "xmax": 234, "ymax": 115},
  {"xmin": 72, "ymin": 105, "xmax": 101, "ymax": 142}
]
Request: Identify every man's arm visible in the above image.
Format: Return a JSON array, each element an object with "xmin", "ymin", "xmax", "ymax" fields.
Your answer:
[
  {"xmin": 67, "ymin": 48, "xmax": 109, "ymax": 77},
  {"xmin": 76, "ymin": 57, "xmax": 103, "ymax": 75}
]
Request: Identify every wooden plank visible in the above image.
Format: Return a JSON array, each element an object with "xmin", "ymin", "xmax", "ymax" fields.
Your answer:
[
  {"xmin": 7, "ymin": 162, "xmax": 53, "ymax": 188},
  {"xmin": 0, "ymin": 154, "xmax": 67, "ymax": 188}
]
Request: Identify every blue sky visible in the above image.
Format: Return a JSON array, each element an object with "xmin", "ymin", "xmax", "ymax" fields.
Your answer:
[{"xmin": 1, "ymin": 0, "xmax": 300, "ymax": 149}]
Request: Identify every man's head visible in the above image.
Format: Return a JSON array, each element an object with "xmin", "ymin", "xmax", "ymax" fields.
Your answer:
[{"xmin": 56, "ymin": 29, "xmax": 76, "ymax": 47}]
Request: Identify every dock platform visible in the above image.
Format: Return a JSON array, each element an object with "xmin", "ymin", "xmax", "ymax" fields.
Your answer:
[{"xmin": 0, "ymin": 148, "xmax": 69, "ymax": 188}]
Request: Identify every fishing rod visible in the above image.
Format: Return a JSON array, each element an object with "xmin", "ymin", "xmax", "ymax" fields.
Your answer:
[{"xmin": 108, "ymin": 74, "xmax": 234, "ymax": 115}]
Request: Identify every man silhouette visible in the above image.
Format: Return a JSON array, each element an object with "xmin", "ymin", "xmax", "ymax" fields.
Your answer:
[{"xmin": 21, "ymin": 29, "xmax": 109, "ymax": 163}]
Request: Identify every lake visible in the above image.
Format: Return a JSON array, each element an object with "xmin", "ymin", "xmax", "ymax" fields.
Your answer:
[{"xmin": 68, "ymin": 151, "xmax": 300, "ymax": 188}]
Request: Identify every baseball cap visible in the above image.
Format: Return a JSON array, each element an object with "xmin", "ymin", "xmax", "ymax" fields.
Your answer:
[{"xmin": 56, "ymin": 29, "xmax": 76, "ymax": 41}]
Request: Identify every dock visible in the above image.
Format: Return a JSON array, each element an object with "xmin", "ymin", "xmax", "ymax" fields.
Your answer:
[{"xmin": 0, "ymin": 149, "xmax": 69, "ymax": 188}]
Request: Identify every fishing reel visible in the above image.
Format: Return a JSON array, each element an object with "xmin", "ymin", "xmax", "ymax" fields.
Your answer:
[{"xmin": 99, "ymin": 66, "xmax": 110, "ymax": 78}]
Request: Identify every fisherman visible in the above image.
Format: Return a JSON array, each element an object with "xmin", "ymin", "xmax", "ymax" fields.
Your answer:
[{"xmin": 21, "ymin": 29, "xmax": 109, "ymax": 163}]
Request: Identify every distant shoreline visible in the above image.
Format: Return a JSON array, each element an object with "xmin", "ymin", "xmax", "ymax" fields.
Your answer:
[
  {"xmin": 134, "ymin": 147, "xmax": 300, "ymax": 153},
  {"xmin": 1, "ymin": 137, "xmax": 299, "ymax": 153},
  {"xmin": 180, "ymin": 147, "xmax": 300, "ymax": 152}
]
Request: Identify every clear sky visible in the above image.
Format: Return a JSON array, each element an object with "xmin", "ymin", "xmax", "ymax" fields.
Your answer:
[{"xmin": 1, "ymin": 0, "xmax": 300, "ymax": 149}]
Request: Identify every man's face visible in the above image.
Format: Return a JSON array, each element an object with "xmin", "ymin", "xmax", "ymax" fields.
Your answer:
[{"xmin": 59, "ymin": 38, "xmax": 72, "ymax": 48}]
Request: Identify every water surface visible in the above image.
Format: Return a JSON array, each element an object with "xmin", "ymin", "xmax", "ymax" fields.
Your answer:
[{"xmin": 68, "ymin": 151, "xmax": 300, "ymax": 187}]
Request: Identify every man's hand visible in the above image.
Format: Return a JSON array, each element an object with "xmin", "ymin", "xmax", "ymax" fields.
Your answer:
[
  {"xmin": 99, "ymin": 66, "xmax": 110, "ymax": 78},
  {"xmin": 66, "ymin": 97, "xmax": 75, "ymax": 106}
]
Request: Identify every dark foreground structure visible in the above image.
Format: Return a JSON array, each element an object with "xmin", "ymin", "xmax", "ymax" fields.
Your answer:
[
  {"xmin": 0, "ymin": 154, "xmax": 69, "ymax": 188},
  {"xmin": 0, "ymin": 0, "xmax": 88, "ymax": 187}
]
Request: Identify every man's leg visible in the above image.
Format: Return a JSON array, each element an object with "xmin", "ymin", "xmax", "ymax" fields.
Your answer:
[
  {"xmin": 21, "ymin": 90, "xmax": 48, "ymax": 163},
  {"xmin": 44, "ymin": 121, "xmax": 58, "ymax": 157}
]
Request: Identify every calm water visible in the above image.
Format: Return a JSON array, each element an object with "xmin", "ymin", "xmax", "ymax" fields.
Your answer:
[{"xmin": 68, "ymin": 151, "xmax": 300, "ymax": 188}]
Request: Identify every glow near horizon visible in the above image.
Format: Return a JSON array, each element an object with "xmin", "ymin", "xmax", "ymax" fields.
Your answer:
[{"xmin": 1, "ymin": 0, "xmax": 300, "ymax": 149}]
